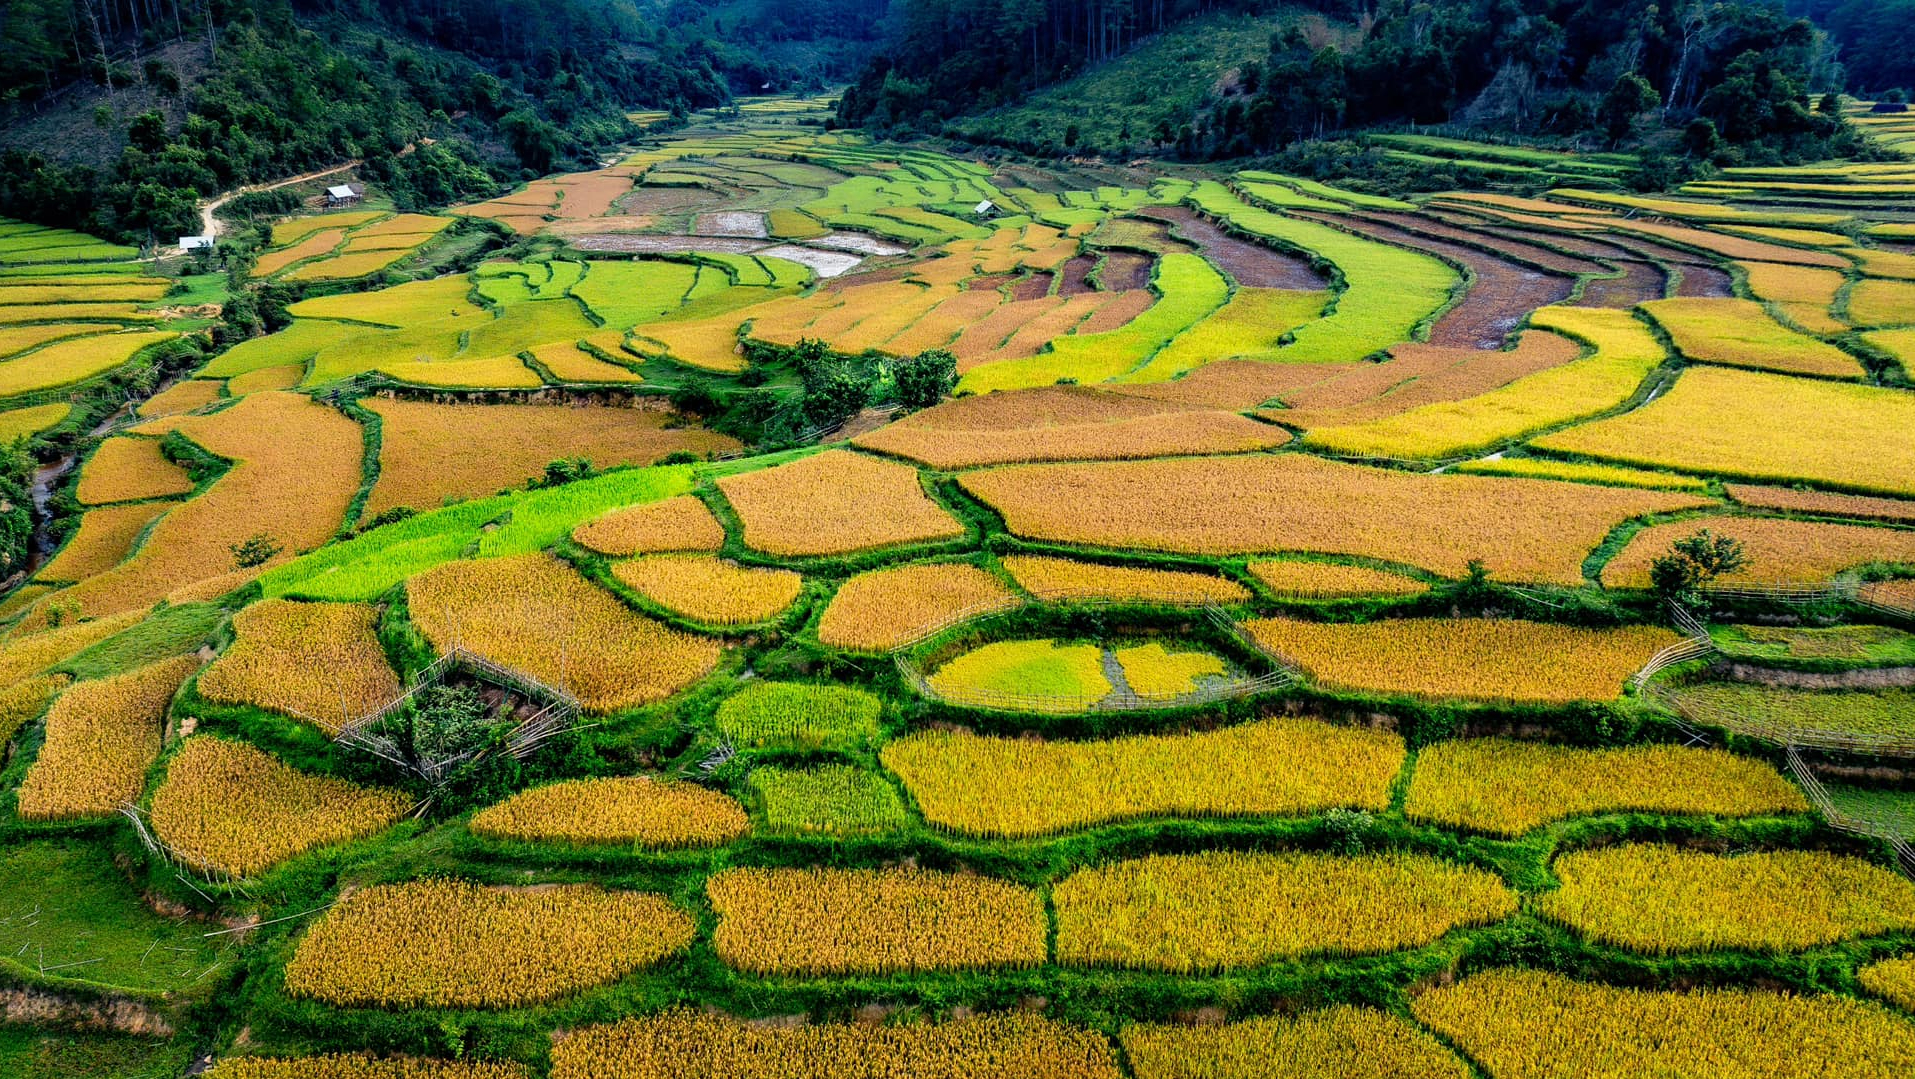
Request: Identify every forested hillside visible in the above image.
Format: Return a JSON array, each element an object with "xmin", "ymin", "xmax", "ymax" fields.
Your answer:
[
  {"xmin": 841, "ymin": 0, "xmax": 1874, "ymax": 166},
  {"xmin": 0, "ymin": 0, "xmax": 883, "ymax": 244}
]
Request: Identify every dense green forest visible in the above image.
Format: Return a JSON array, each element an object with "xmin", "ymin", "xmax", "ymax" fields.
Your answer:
[
  {"xmin": 0, "ymin": 0, "xmax": 883, "ymax": 243},
  {"xmin": 839, "ymin": 0, "xmax": 1877, "ymax": 166}
]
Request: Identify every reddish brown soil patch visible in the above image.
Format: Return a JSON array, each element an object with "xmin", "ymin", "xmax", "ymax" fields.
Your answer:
[
  {"xmin": 1136, "ymin": 205, "xmax": 1326, "ymax": 290},
  {"xmin": 1011, "ymin": 272, "xmax": 1054, "ymax": 301},
  {"xmin": 1596, "ymin": 235, "xmax": 1736, "ymax": 299},
  {"xmin": 1571, "ymin": 260, "xmax": 1666, "ymax": 308},
  {"xmin": 1361, "ymin": 212, "xmax": 1608, "ymax": 275},
  {"xmin": 823, "ymin": 264, "xmax": 916, "ymax": 292},
  {"xmin": 1096, "ymin": 251, "xmax": 1153, "ymax": 292},
  {"xmin": 1057, "ymin": 256, "xmax": 1098, "ymax": 296},
  {"xmin": 966, "ymin": 273, "xmax": 1017, "ymax": 293},
  {"xmin": 1301, "ymin": 212, "xmax": 1574, "ymax": 350}
]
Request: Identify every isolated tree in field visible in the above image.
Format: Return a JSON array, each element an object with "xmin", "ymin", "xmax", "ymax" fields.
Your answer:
[
  {"xmin": 230, "ymin": 532, "xmax": 282, "ymax": 569},
  {"xmin": 1600, "ymin": 72, "xmax": 1660, "ymax": 145},
  {"xmin": 1650, "ymin": 529, "xmax": 1750, "ymax": 599},
  {"xmin": 895, "ymin": 349, "xmax": 957, "ymax": 409}
]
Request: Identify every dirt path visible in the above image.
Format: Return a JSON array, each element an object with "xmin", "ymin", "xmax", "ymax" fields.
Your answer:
[{"xmin": 191, "ymin": 160, "xmax": 361, "ymax": 249}]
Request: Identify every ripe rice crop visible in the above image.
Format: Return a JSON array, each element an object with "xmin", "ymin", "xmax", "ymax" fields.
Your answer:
[
  {"xmin": 0, "ymin": 674, "xmax": 65, "ymax": 744},
  {"xmin": 572, "ymin": 495, "xmax": 724, "ymax": 556},
  {"xmin": 1246, "ymin": 560, "xmax": 1427, "ymax": 598},
  {"xmin": 1603, "ymin": 516, "xmax": 1915, "ymax": 588},
  {"xmin": 1849, "ymin": 279, "xmax": 1915, "ymax": 327},
  {"xmin": 1859, "ymin": 955, "xmax": 1915, "ymax": 1011},
  {"xmin": 17, "ymin": 655, "xmax": 197, "ymax": 820},
  {"xmin": 0, "ymin": 330, "xmax": 176, "ymax": 399},
  {"xmin": 269, "ymin": 212, "xmax": 383, "ymax": 246},
  {"xmin": 1121, "ymin": 1007, "xmax": 1469, "ymax": 1079},
  {"xmin": 0, "ymin": 610, "xmax": 142, "ymax": 683},
  {"xmin": 1534, "ymin": 365, "xmax": 1915, "ymax": 498},
  {"xmin": 713, "ymin": 681, "xmax": 882, "ymax": 752},
  {"xmin": 1302, "ymin": 306, "xmax": 1666, "ymax": 459},
  {"xmin": 204, "ymin": 1056, "xmax": 527, "ymax": 1079},
  {"xmin": 1001, "ymin": 554, "xmax": 1247, "ymax": 605},
  {"xmin": 29, "ymin": 393, "xmax": 365, "ymax": 624},
  {"xmin": 1603, "ymin": 218, "xmax": 1852, "ymax": 267},
  {"xmin": 0, "ymin": 302, "xmax": 149, "ymax": 325},
  {"xmin": 36, "ymin": 501, "xmax": 173, "ymax": 582},
  {"xmin": 1052, "ymin": 851, "xmax": 1516, "ymax": 971},
  {"xmin": 748, "ymin": 764, "xmax": 908, "ymax": 835},
  {"xmin": 1739, "ymin": 261, "xmax": 1846, "ymax": 306},
  {"xmin": 150, "ymin": 737, "xmax": 409, "ymax": 877},
  {"xmin": 818, "ymin": 561, "xmax": 1019, "ymax": 651},
  {"xmin": 284, "ymin": 249, "xmax": 415, "ymax": 282},
  {"xmin": 0, "ymin": 325, "xmax": 124, "ymax": 362},
  {"xmin": 379, "ymin": 356, "xmax": 542, "ymax": 389},
  {"xmin": 469, "ymin": 776, "xmax": 747, "ymax": 848},
  {"xmin": 1450, "ymin": 457, "xmax": 1709, "ymax": 490},
  {"xmin": 927, "ymin": 639, "xmax": 1111, "ymax": 711},
  {"xmin": 718, "ymin": 449, "xmax": 964, "ymax": 558},
  {"xmin": 1725, "ymin": 488, "xmax": 1915, "ymax": 525},
  {"xmin": 1540, "ymin": 845, "xmax": 1915, "ymax": 953},
  {"xmin": 1669, "ymin": 683, "xmax": 1915, "ymax": 747},
  {"xmin": 0, "ymin": 401, "xmax": 70, "ymax": 442},
  {"xmin": 1413, "ymin": 968, "xmax": 1915, "ymax": 1079},
  {"xmin": 287, "ymin": 277, "xmax": 480, "ymax": 327},
  {"xmin": 707, "ymin": 866, "xmax": 1046, "ymax": 975},
  {"xmin": 285, "ymin": 878, "xmax": 694, "ymax": 1008},
  {"xmin": 1863, "ymin": 579, "xmax": 1915, "ymax": 613},
  {"xmin": 961, "ymin": 454, "xmax": 1710, "ymax": 585},
  {"xmin": 1245, "ymin": 617, "xmax": 1677, "ymax": 703},
  {"xmin": 253, "ymin": 229, "xmax": 345, "ymax": 277},
  {"xmin": 549, "ymin": 1010, "xmax": 1121, "ymax": 1079},
  {"xmin": 407, "ymin": 554, "xmax": 722, "ymax": 713},
  {"xmin": 528, "ymin": 342, "xmax": 642, "ymax": 384},
  {"xmin": 1133, "ymin": 287, "xmax": 1332, "ymax": 380},
  {"xmin": 1114, "ymin": 643, "xmax": 1225, "ymax": 696},
  {"xmin": 363, "ymin": 400, "xmax": 735, "ymax": 518},
  {"xmin": 882, "ymin": 718, "xmax": 1403, "ymax": 837},
  {"xmin": 853, "ymin": 390, "xmax": 1291, "ymax": 470},
  {"xmin": 75, "ymin": 437, "xmax": 194, "ymax": 505},
  {"xmin": 1642, "ymin": 298, "xmax": 1860, "ymax": 378},
  {"xmin": 137, "ymin": 378, "xmax": 222, "ymax": 418},
  {"xmin": 196, "ymin": 600, "xmax": 401, "ymax": 732},
  {"xmin": 1404, "ymin": 739, "xmax": 1807, "ymax": 835},
  {"xmin": 612, "ymin": 555, "xmax": 801, "ymax": 626},
  {"xmin": 228, "ymin": 363, "xmax": 304, "ymax": 396}
]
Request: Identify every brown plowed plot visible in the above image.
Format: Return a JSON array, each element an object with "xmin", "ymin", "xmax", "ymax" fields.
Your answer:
[
  {"xmin": 715, "ymin": 449, "xmax": 965, "ymax": 558},
  {"xmin": 1011, "ymin": 272, "xmax": 1054, "ymax": 301},
  {"xmin": 1057, "ymin": 256, "xmax": 1098, "ymax": 296},
  {"xmin": 960, "ymin": 453, "xmax": 1711, "ymax": 585},
  {"xmin": 1267, "ymin": 329, "xmax": 1583, "ymax": 427},
  {"xmin": 1096, "ymin": 251, "xmax": 1153, "ymax": 292},
  {"xmin": 822, "ymin": 264, "xmax": 915, "ymax": 293},
  {"xmin": 1135, "ymin": 206, "xmax": 1326, "ymax": 289},
  {"xmin": 615, "ymin": 186, "xmax": 720, "ymax": 216},
  {"xmin": 1360, "ymin": 213, "xmax": 1608, "ymax": 276},
  {"xmin": 1604, "ymin": 219, "xmax": 1853, "ymax": 268},
  {"xmin": 967, "ymin": 273, "xmax": 1016, "ymax": 292},
  {"xmin": 1086, "ymin": 216, "xmax": 1193, "ymax": 255},
  {"xmin": 852, "ymin": 386, "xmax": 1290, "ymax": 469},
  {"xmin": 1595, "ymin": 236, "xmax": 1734, "ymax": 298},
  {"xmin": 1572, "ymin": 260, "xmax": 1666, "ymax": 308},
  {"xmin": 1298, "ymin": 212, "xmax": 1571, "ymax": 350},
  {"xmin": 1111, "ymin": 359, "xmax": 1367, "ymax": 410}
]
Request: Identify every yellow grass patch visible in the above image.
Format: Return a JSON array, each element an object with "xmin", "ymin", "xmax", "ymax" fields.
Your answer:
[
  {"xmin": 17, "ymin": 656, "xmax": 197, "ymax": 820},
  {"xmin": 36, "ymin": 501, "xmax": 172, "ymax": 582},
  {"xmin": 228, "ymin": 363, "xmax": 304, "ymax": 395},
  {"xmin": 1534, "ymin": 366, "xmax": 1915, "ymax": 498},
  {"xmin": 716, "ymin": 450, "xmax": 964, "ymax": 557},
  {"xmin": 285, "ymin": 879, "xmax": 694, "ymax": 1008},
  {"xmin": 1404, "ymin": 739, "xmax": 1807, "ymax": 835},
  {"xmin": 707, "ymin": 866, "xmax": 1046, "ymax": 975},
  {"xmin": 151, "ymin": 737, "xmax": 409, "ymax": 877},
  {"xmin": 470, "ymin": 776, "xmax": 748, "ymax": 849},
  {"xmin": 1244, "ymin": 617, "xmax": 1678, "ymax": 703},
  {"xmin": 571, "ymin": 495, "xmax": 724, "ymax": 556},
  {"xmin": 136, "ymin": 378, "xmax": 222, "ymax": 418},
  {"xmin": 818, "ymin": 561, "xmax": 1018, "ymax": 651},
  {"xmin": 363, "ymin": 399, "xmax": 737, "ymax": 518},
  {"xmin": 1603, "ymin": 516, "xmax": 1915, "ymax": 587},
  {"xmin": 1848, "ymin": 279, "xmax": 1915, "ymax": 327},
  {"xmin": 1541, "ymin": 845, "xmax": 1915, "ymax": 953},
  {"xmin": 1053, "ymin": 851, "xmax": 1516, "ymax": 970},
  {"xmin": 1001, "ymin": 554, "xmax": 1247, "ymax": 605},
  {"xmin": 611, "ymin": 555, "xmax": 801, "ymax": 625},
  {"xmin": 76, "ymin": 437, "xmax": 194, "ymax": 504},
  {"xmin": 882, "ymin": 718, "xmax": 1404, "ymax": 838},
  {"xmin": 196, "ymin": 600, "xmax": 401, "ymax": 732},
  {"xmin": 407, "ymin": 554, "xmax": 722, "ymax": 713},
  {"xmin": 961, "ymin": 454, "xmax": 1710, "ymax": 585}
]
